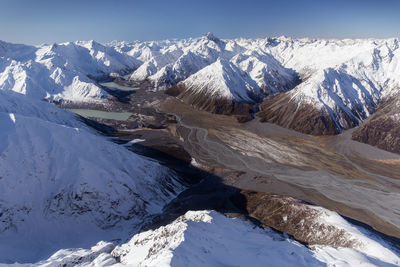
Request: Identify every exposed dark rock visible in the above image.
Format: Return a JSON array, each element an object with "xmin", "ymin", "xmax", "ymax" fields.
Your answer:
[
  {"xmin": 166, "ymin": 83, "xmax": 255, "ymax": 121},
  {"xmin": 257, "ymin": 93, "xmax": 359, "ymax": 135},
  {"xmin": 241, "ymin": 191, "xmax": 360, "ymax": 248},
  {"xmin": 352, "ymin": 96, "xmax": 400, "ymax": 154},
  {"xmin": 148, "ymin": 145, "xmax": 192, "ymax": 163}
]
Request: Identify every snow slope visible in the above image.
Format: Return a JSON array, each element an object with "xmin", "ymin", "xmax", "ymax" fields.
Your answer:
[
  {"xmin": 13, "ymin": 210, "xmax": 399, "ymax": 267},
  {"xmin": 175, "ymin": 58, "xmax": 261, "ymax": 102},
  {"xmin": 0, "ymin": 90, "xmax": 82, "ymax": 127},
  {"xmin": 0, "ymin": 98, "xmax": 183, "ymax": 263}
]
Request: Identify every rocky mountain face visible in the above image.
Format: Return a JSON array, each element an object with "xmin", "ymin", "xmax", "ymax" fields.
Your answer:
[
  {"xmin": 254, "ymin": 38, "xmax": 399, "ymax": 135},
  {"xmin": 352, "ymin": 93, "xmax": 400, "ymax": 153}
]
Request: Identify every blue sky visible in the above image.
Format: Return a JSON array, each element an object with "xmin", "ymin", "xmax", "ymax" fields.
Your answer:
[{"xmin": 1, "ymin": 0, "xmax": 400, "ymax": 44}]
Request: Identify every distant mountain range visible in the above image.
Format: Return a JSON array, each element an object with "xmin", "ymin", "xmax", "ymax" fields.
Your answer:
[{"xmin": 1, "ymin": 33, "xmax": 399, "ymax": 151}]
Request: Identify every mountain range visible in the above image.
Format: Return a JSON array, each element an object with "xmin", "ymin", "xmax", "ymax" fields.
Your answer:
[
  {"xmin": 1, "ymin": 34, "xmax": 400, "ymax": 265},
  {"xmin": 1, "ymin": 33, "xmax": 400, "ymax": 149}
]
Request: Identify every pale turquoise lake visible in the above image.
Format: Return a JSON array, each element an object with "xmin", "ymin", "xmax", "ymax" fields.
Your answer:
[{"xmin": 69, "ymin": 109, "xmax": 132, "ymax": 121}]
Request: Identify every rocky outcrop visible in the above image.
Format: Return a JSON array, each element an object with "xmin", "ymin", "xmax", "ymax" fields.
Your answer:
[
  {"xmin": 242, "ymin": 191, "xmax": 360, "ymax": 248},
  {"xmin": 352, "ymin": 96, "xmax": 400, "ymax": 154},
  {"xmin": 166, "ymin": 83, "xmax": 255, "ymax": 121},
  {"xmin": 257, "ymin": 93, "xmax": 346, "ymax": 135}
]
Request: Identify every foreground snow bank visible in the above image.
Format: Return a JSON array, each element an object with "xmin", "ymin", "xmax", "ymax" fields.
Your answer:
[{"xmin": 12, "ymin": 210, "xmax": 399, "ymax": 267}]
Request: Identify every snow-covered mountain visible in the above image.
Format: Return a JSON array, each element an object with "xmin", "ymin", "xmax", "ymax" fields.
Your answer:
[
  {"xmin": 258, "ymin": 37, "xmax": 400, "ymax": 134},
  {"xmin": 166, "ymin": 59, "xmax": 263, "ymax": 114},
  {"xmin": 125, "ymin": 35, "xmax": 400, "ymax": 134},
  {"xmin": 18, "ymin": 210, "xmax": 400, "ymax": 267},
  {"xmin": 2, "ymin": 35, "xmax": 400, "ymax": 135},
  {"xmin": 0, "ymin": 40, "xmax": 138, "ymax": 102},
  {"xmin": 0, "ymin": 90, "xmax": 184, "ymax": 263}
]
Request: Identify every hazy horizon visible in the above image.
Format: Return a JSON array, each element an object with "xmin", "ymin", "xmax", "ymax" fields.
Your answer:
[{"xmin": 1, "ymin": 0, "xmax": 400, "ymax": 45}]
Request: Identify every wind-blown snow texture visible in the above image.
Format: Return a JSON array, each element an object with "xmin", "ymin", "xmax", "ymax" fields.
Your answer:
[
  {"xmin": 1, "ymin": 34, "xmax": 400, "ymax": 131},
  {"xmin": 12, "ymin": 210, "xmax": 400, "ymax": 267}
]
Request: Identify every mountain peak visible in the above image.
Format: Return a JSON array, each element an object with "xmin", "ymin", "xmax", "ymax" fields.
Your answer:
[{"xmin": 203, "ymin": 32, "xmax": 220, "ymax": 42}]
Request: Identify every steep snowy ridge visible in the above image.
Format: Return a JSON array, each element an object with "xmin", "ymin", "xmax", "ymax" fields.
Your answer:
[
  {"xmin": 0, "ymin": 109, "xmax": 184, "ymax": 263},
  {"xmin": 128, "ymin": 33, "xmax": 236, "ymax": 89},
  {"xmin": 177, "ymin": 58, "xmax": 261, "ymax": 102},
  {"xmin": 125, "ymin": 34, "xmax": 297, "ymax": 112},
  {"xmin": 23, "ymin": 210, "xmax": 400, "ymax": 267},
  {"xmin": 231, "ymin": 50, "xmax": 298, "ymax": 94}
]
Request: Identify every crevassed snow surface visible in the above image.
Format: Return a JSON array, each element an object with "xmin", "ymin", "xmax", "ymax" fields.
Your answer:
[{"xmin": 9, "ymin": 210, "xmax": 399, "ymax": 267}]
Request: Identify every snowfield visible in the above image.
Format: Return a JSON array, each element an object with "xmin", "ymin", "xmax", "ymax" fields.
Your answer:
[{"xmin": 7, "ymin": 210, "xmax": 399, "ymax": 267}]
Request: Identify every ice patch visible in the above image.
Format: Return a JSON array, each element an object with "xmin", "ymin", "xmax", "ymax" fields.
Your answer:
[
  {"xmin": 9, "ymin": 113, "xmax": 16, "ymax": 123},
  {"xmin": 124, "ymin": 139, "xmax": 145, "ymax": 146}
]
